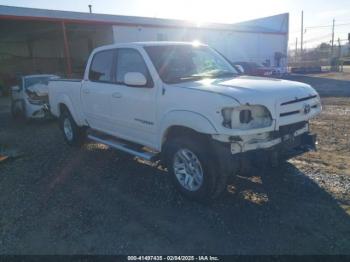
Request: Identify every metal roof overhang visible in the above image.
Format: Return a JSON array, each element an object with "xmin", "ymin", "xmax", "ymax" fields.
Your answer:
[{"xmin": 0, "ymin": 5, "xmax": 288, "ymax": 35}]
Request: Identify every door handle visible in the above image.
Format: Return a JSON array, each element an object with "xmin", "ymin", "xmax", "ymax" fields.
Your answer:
[
  {"xmin": 112, "ymin": 92, "xmax": 122, "ymax": 98},
  {"xmin": 83, "ymin": 89, "xmax": 90, "ymax": 94}
]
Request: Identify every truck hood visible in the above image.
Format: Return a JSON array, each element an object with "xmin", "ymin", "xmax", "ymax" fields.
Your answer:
[{"xmin": 173, "ymin": 76, "xmax": 318, "ymax": 106}]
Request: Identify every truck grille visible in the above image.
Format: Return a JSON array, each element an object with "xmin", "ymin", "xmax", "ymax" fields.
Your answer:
[
  {"xmin": 278, "ymin": 95, "xmax": 320, "ymax": 121},
  {"xmin": 280, "ymin": 95, "xmax": 317, "ymax": 106},
  {"xmin": 280, "ymin": 110, "xmax": 300, "ymax": 117}
]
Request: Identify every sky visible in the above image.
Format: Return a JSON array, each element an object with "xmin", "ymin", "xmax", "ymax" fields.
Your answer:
[{"xmin": 0, "ymin": 0, "xmax": 349, "ymax": 49}]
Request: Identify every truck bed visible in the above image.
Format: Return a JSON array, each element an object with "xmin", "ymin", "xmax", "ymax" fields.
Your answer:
[{"xmin": 48, "ymin": 78, "xmax": 85, "ymax": 125}]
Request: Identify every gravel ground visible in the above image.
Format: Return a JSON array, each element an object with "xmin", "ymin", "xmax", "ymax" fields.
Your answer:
[
  {"xmin": 290, "ymin": 97, "xmax": 350, "ymax": 209},
  {"xmin": 0, "ymin": 96, "xmax": 350, "ymax": 255},
  {"xmin": 283, "ymin": 74, "xmax": 350, "ymax": 97}
]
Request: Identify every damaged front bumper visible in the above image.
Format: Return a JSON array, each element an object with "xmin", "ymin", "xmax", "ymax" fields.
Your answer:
[
  {"xmin": 211, "ymin": 122, "xmax": 317, "ymax": 174},
  {"xmin": 26, "ymin": 101, "xmax": 52, "ymax": 119},
  {"xmin": 230, "ymin": 123, "xmax": 311, "ymax": 155}
]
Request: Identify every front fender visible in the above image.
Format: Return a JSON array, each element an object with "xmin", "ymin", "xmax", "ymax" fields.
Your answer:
[{"xmin": 158, "ymin": 110, "xmax": 218, "ymax": 149}]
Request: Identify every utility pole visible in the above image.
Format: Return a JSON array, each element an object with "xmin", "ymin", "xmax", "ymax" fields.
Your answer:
[
  {"xmin": 338, "ymin": 38, "xmax": 342, "ymax": 72},
  {"xmin": 331, "ymin": 18, "xmax": 335, "ymax": 57},
  {"xmin": 295, "ymin": 37, "xmax": 298, "ymax": 62},
  {"xmin": 348, "ymin": 33, "xmax": 350, "ymax": 56},
  {"xmin": 88, "ymin": 5, "xmax": 92, "ymax": 13},
  {"xmin": 300, "ymin": 11, "xmax": 304, "ymax": 56}
]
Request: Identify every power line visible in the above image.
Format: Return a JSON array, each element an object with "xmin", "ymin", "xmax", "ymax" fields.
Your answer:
[
  {"xmin": 306, "ymin": 22, "xmax": 350, "ymax": 29},
  {"xmin": 291, "ymin": 22, "xmax": 350, "ymax": 34},
  {"xmin": 289, "ymin": 38, "xmax": 349, "ymax": 47},
  {"xmin": 288, "ymin": 34, "xmax": 332, "ymax": 46},
  {"xmin": 304, "ymin": 33, "xmax": 332, "ymax": 43}
]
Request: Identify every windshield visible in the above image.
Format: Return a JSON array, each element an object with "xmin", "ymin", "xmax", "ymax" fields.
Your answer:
[
  {"xmin": 144, "ymin": 45, "xmax": 239, "ymax": 84},
  {"xmin": 24, "ymin": 76, "xmax": 53, "ymax": 89}
]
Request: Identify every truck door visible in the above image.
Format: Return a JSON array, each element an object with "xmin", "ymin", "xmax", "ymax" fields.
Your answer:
[
  {"xmin": 81, "ymin": 49, "xmax": 116, "ymax": 133},
  {"xmin": 109, "ymin": 48, "xmax": 158, "ymax": 147}
]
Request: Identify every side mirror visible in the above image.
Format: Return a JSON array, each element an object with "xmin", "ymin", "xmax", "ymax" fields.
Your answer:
[
  {"xmin": 11, "ymin": 85, "xmax": 20, "ymax": 92},
  {"xmin": 124, "ymin": 72, "xmax": 147, "ymax": 87}
]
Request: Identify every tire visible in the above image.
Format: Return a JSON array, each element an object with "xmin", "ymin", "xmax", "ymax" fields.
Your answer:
[
  {"xmin": 11, "ymin": 101, "xmax": 21, "ymax": 119},
  {"xmin": 164, "ymin": 136, "xmax": 223, "ymax": 201},
  {"xmin": 11, "ymin": 100, "xmax": 28, "ymax": 122},
  {"xmin": 59, "ymin": 109, "xmax": 86, "ymax": 146}
]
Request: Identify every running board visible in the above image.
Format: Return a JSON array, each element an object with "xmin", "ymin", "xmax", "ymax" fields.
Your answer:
[{"xmin": 87, "ymin": 134, "xmax": 157, "ymax": 161}]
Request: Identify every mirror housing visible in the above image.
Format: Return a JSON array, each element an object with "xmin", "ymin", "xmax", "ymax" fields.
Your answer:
[
  {"xmin": 124, "ymin": 72, "xmax": 147, "ymax": 87},
  {"xmin": 11, "ymin": 85, "xmax": 20, "ymax": 92}
]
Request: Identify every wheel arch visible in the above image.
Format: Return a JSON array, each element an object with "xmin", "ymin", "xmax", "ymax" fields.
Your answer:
[
  {"xmin": 55, "ymin": 95, "xmax": 84, "ymax": 126},
  {"xmin": 159, "ymin": 110, "xmax": 218, "ymax": 150},
  {"xmin": 58, "ymin": 103, "xmax": 69, "ymax": 115}
]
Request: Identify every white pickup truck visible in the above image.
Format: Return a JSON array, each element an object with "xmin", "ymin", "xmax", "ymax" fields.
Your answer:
[{"xmin": 49, "ymin": 42, "xmax": 321, "ymax": 200}]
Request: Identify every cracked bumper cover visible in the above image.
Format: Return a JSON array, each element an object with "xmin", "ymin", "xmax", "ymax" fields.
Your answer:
[
  {"xmin": 27, "ymin": 103, "xmax": 51, "ymax": 118},
  {"xmin": 210, "ymin": 126, "xmax": 317, "ymax": 175}
]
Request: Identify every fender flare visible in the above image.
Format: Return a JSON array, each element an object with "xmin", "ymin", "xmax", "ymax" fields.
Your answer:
[
  {"xmin": 56, "ymin": 94, "xmax": 84, "ymax": 126},
  {"xmin": 158, "ymin": 110, "xmax": 218, "ymax": 149}
]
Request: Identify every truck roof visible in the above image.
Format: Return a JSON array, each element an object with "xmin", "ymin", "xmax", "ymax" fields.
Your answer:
[
  {"xmin": 131, "ymin": 41, "xmax": 207, "ymax": 46},
  {"xmin": 93, "ymin": 41, "xmax": 208, "ymax": 53},
  {"xmin": 23, "ymin": 74, "xmax": 58, "ymax": 79}
]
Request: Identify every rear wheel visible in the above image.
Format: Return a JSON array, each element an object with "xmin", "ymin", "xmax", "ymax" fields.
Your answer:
[
  {"xmin": 59, "ymin": 109, "xmax": 86, "ymax": 146},
  {"xmin": 165, "ymin": 136, "xmax": 225, "ymax": 201}
]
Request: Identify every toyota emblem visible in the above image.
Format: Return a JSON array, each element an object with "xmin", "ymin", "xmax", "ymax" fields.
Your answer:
[{"xmin": 303, "ymin": 104, "xmax": 311, "ymax": 114}]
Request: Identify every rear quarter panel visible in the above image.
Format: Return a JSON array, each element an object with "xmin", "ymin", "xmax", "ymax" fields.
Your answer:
[{"xmin": 48, "ymin": 80, "xmax": 86, "ymax": 126}]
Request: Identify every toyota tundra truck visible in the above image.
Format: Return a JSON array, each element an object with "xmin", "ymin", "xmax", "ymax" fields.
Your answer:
[{"xmin": 48, "ymin": 42, "xmax": 321, "ymax": 200}]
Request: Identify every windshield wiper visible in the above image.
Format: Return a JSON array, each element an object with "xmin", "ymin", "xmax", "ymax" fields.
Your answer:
[
  {"xmin": 165, "ymin": 71, "xmax": 236, "ymax": 84},
  {"xmin": 166, "ymin": 75, "xmax": 206, "ymax": 83},
  {"xmin": 180, "ymin": 75, "xmax": 207, "ymax": 81},
  {"xmin": 210, "ymin": 71, "xmax": 238, "ymax": 78}
]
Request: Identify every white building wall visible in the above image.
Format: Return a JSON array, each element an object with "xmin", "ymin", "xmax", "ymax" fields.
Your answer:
[{"xmin": 112, "ymin": 25, "xmax": 288, "ymax": 67}]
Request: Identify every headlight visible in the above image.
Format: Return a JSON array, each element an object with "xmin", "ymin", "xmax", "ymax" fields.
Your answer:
[
  {"xmin": 222, "ymin": 108, "xmax": 233, "ymax": 128},
  {"xmin": 222, "ymin": 105, "xmax": 272, "ymax": 129},
  {"xmin": 26, "ymin": 90, "xmax": 46, "ymax": 105}
]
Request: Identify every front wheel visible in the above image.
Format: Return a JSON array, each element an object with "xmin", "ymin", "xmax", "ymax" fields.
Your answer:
[
  {"xmin": 11, "ymin": 100, "xmax": 29, "ymax": 122},
  {"xmin": 59, "ymin": 109, "xmax": 86, "ymax": 146},
  {"xmin": 165, "ymin": 137, "xmax": 224, "ymax": 201},
  {"xmin": 11, "ymin": 101, "xmax": 21, "ymax": 119}
]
